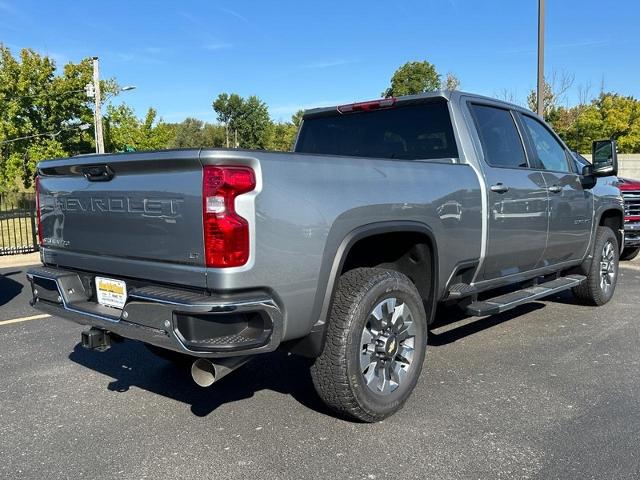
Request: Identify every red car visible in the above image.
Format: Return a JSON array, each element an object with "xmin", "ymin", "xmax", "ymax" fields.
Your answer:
[{"xmin": 619, "ymin": 177, "xmax": 640, "ymax": 260}]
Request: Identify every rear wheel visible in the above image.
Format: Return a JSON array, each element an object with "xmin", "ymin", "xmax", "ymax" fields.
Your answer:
[
  {"xmin": 311, "ymin": 268, "xmax": 427, "ymax": 422},
  {"xmin": 573, "ymin": 226, "xmax": 619, "ymax": 306},
  {"xmin": 620, "ymin": 247, "xmax": 640, "ymax": 261}
]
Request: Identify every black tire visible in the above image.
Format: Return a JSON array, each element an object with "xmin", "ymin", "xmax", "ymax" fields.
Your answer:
[
  {"xmin": 572, "ymin": 226, "xmax": 619, "ymax": 306},
  {"xmin": 145, "ymin": 344, "xmax": 193, "ymax": 366},
  {"xmin": 311, "ymin": 268, "xmax": 427, "ymax": 422},
  {"xmin": 620, "ymin": 247, "xmax": 640, "ymax": 261}
]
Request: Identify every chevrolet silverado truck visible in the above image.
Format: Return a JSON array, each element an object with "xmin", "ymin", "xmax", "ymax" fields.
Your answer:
[{"xmin": 27, "ymin": 91, "xmax": 624, "ymax": 422}]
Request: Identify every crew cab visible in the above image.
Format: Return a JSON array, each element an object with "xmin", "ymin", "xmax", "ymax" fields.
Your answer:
[{"xmin": 28, "ymin": 91, "xmax": 623, "ymax": 422}]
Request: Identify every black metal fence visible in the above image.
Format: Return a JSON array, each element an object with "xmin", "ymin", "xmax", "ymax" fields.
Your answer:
[{"xmin": 0, "ymin": 193, "xmax": 39, "ymax": 256}]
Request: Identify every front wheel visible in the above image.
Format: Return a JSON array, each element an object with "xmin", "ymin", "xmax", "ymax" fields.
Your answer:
[
  {"xmin": 311, "ymin": 268, "xmax": 427, "ymax": 422},
  {"xmin": 573, "ymin": 226, "xmax": 619, "ymax": 306}
]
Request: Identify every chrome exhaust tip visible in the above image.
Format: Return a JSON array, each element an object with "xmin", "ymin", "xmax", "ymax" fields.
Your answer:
[
  {"xmin": 191, "ymin": 358, "xmax": 217, "ymax": 387},
  {"xmin": 191, "ymin": 356, "xmax": 251, "ymax": 388}
]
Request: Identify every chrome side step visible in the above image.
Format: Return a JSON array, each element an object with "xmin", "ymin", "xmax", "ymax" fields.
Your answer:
[{"xmin": 465, "ymin": 274, "xmax": 586, "ymax": 316}]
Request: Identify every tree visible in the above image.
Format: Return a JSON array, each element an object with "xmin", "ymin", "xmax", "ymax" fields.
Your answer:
[
  {"xmin": 212, "ymin": 93, "xmax": 271, "ymax": 149},
  {"xmin": 291, "ymin": 109, "xmax": 304, "ymax": 129},
  {"xmin": 0, "ymin": 45, "xmax": 123, "ymax": 190},
  {"xmin": 212, "ymin": 93, "xmax": 244, "ymax": 147},
  {"xmin": 170, "ymin": 118, "xmax": 226, "ymax": 148},
  {"xmin": 238, "ymin": 95, "xmax": 271, "ymax": 149},
  {"xmin": 104, "ymin": 104, "xmax": 173, "ymax": 152},
  {"xmin": 383, "ymin": 61, "xmax": 441, "ymax": 98},
  {"xmin": 442, "ymin": 72, "xmax": 460, "ymax": 91},
  {"xmin": 526, "ymin": 71, "xmax": 575, "ymax": 119}
]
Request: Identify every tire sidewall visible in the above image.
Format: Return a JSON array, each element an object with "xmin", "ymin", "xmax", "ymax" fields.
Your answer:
[
  {"xmin": 591, "ymin": 227, "xmax": 619, "ymax": 304},
  {"xmin": 343, "ymin": 272, "xmax": 427, "ymax": 418}
]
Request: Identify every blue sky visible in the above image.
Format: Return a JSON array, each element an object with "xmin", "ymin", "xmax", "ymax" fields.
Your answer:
[{"xmin": 1, "ymin": 0, "xmax": 639, "ymax": 123}]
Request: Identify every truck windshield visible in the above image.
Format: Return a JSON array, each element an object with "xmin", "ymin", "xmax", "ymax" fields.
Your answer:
[{"xmin": 295, "ymin": 101, "xmax": 458, "ymax": 160}]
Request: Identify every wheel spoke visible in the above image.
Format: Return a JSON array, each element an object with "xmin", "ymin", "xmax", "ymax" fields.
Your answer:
[
  {"xmin": 360, "ymin": 348, "xmax": 376, "ymax": 372},
  {"xmin": 368, "ymin": 304, "xmax": 384, "ymax": 332},
  {"xmin": 396, "ymin": 345, "xmax": 415, "ymax": 365},
  {"xmin": 361, "ymin": 327, "xmax": 374, "ymax": 346},
  {"xmin": 377, "ymin": 364, "xmax": 394, "ymax": 394},
  {"xmin": 390, "ymin": 361, "xmax": 408, "ymax": 385},
  {"xmin": 380, "ymin": 298, "xmax": 396, "ymax": 327},
  {"xmin": 390, "ymin": 302, "xmax": 405, "ymax": 332},
  {"xmin": 363, "ymin": 360, "xmax": 377, "ymax": 386},
  {"xmin": 397, "ymin": 318, "xmax": 416, "ymax": 343}
]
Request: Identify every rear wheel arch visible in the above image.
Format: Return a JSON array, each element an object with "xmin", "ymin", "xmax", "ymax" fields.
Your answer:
[{"xmin": 285, "ymin": 222, "xmax": 440, "ymax": 359}]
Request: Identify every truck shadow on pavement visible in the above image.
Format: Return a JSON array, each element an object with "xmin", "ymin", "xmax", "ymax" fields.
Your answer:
[
  {"xmin": 428, "ymin": 302, "xmax": 546, "ymax": 346},
  {"xmin": 0, "ymin": 271, "xmax": 23, "ymax": 307},
  {"xmin": 67, "ymin": 293, "xmax": 576, "ymax": 418},
  {"xmin": 68, "ymin": 342, "xmax": 334, "ymax": 418}
]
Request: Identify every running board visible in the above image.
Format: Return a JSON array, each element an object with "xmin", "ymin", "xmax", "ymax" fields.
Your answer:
[{"xmin": 465, "ymin": 275, "xmax": 586, "ymax": 316}]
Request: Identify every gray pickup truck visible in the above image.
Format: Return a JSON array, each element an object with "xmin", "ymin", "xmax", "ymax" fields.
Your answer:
[{"xmin": 28, "ymin": 91, "xmax": 623, "ymax": 422}]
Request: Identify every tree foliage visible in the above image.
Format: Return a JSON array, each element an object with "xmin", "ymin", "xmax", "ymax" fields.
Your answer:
[
  {"xmin": 383, "ymin": 61, "xmax": 441, "ymax": 97},
  {"xmin": 104, "ymin": 104, "xmax": 174, "ymax": 152},
  {"xmin": 553, "ymin": 93, "xmax": 640, "ymax": 153},
  {"xmin": 212, "ymin": 93, "xmax": 272, "ymax": 149}
]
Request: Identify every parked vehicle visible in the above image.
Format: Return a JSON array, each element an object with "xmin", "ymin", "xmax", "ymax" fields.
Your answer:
[
  {"xmin": 573, "ymin": 152, "xmax": 640, "ymax": 261},
  {"xmin": 617, "ymin": 177, "xmax": 640, "ymax": 260},
  {"xmin": 27, "ymin": 91, "xmax": 623, "ymax": 422}
]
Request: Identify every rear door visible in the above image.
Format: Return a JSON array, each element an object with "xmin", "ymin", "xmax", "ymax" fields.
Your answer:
[
  {"xmin": 468, "ymin": 103, "xmax": 549, "ymax": 280},
  {"xmin": 517, "ymin": 113, "xmax": 593, "ymax": 264}
]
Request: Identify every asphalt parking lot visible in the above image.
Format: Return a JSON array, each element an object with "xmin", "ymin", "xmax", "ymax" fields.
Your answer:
[{"xmin": 1, "ymin": 260, "xmax": 639, "ymax": 480}]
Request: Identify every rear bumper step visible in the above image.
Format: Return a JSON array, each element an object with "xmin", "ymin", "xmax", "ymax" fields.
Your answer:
[
  {"xmin": 26, "ymin": 266, "xmax": 283, "ymax": 358},
  {"xmin": 465, "ymin": 274, "xmax": 586, "ymax": 316}
]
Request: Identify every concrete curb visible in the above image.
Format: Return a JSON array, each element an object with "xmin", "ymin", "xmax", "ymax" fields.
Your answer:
[{"xmin": 0, "ymin": 252, "xmax": 42, "ymax": 269}]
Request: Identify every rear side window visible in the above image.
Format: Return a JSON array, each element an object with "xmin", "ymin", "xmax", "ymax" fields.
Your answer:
[
  {"xmin": 295, "ymin": 102, "xmax": 458, "ymax": 160},
  {"xmin": 520, "ymin": 115, "xmax": 571, "ymax": 173},
  {"xmin": 470, "ymin": 104, "xmax": 528, "ymax": 168}
]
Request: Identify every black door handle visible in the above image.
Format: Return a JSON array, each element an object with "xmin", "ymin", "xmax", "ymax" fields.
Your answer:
[
  {"xmin": 548, "ymin": 185, "xmax": 562, "ymax": 193},
  {"xmin": 490, "ymin": 183, "xmax": 509, "ymax": 194}
]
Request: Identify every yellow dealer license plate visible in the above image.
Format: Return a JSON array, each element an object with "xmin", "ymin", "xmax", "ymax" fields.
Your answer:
[{"xmin": 95, "ymin": 277, "xmax": 127, "ymax": 309}]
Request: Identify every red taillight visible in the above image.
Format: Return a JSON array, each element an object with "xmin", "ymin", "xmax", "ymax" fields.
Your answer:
[
  {"xmin": 337, "ymin": 97, "xmax": 396, "ymax": 114},
  {"xmin": 202, "ymin": 166, "xmax": 256, "ymax": 268},
  {"xmin": 35, "ymin": 175, "xmax": 43, "ymax": 246}
]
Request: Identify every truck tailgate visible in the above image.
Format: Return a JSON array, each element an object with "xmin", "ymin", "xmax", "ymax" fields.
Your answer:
[{"xmin": 37, "ymin": 150, "xmax": 206, "ymax": 287}]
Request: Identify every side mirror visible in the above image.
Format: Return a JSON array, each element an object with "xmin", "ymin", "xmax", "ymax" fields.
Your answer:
[{"xmin": 591, "ymin": 139, "xmax": 618, "ymax": 177}]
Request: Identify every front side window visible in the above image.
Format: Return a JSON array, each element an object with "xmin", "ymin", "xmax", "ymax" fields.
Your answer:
[
  {"xmin": 470, "ymin": 104, "xmax": 528, "ymax": 168},
  {"xmin": 521, "ymin": 115, "xmax": 571, "ymax": 173}
]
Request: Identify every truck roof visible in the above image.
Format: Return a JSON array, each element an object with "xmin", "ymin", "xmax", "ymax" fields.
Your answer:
[{"xmin": 302, "ymin": 90, "xmax": 530, "ymax": 118}]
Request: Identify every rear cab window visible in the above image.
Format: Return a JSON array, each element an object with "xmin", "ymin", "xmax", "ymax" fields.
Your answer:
[
  {"xmin": 295, "ymin": 101, "xmax": 458, "ymax": 160},
  {"xmin": 469, "ymin": 104, "xmax": 528, "ymax": 169}
]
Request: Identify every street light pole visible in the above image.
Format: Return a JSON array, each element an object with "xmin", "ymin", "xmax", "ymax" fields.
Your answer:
[
  {"xmin": 92, "ymin": 57, "xmax": 105, "ymax": 154},
  {"xmin": 537, "ymin": 0, "xmax": 545, "ymax": 118}
]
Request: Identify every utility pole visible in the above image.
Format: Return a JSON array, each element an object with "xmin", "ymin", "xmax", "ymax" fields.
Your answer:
[
  {"xmin": 92, "ymin": 57, "xmax": 105, "ymax": 154},
  {"xmin": 537, "ymin": 0, "xmax": 545, "ymax": 118}
]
